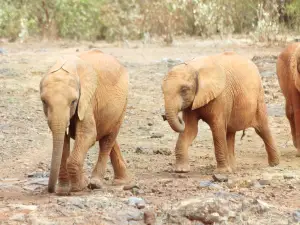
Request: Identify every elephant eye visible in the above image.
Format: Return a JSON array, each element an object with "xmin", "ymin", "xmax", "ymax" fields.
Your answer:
[
  {"xmin": 180, "ymin": 86, "xmax": 190, "ymax": 94},
  {"xmin": 71, "ymin": 100, "xmax": 77, "ymax": 105}
]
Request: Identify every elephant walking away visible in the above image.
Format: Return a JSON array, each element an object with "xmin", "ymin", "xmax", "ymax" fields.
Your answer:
[
  {"xmin": 277, "ymin": 43, "xmax": 300, "ymax": 157},
  {"xmin": 162, "ymin": 52, "xmax": 280, "ymax": 173},
  {"xmin": 40, "ymin": 49, "xmax": 129, "ymax": 194}
]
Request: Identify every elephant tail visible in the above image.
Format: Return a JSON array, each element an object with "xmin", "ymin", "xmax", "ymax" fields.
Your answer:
[
  {"xmin": 290, "ymin": 44, "xmax": 300, "ymax": 82},
  {"xmin": 240, "ymin": 130, "xmax": 246, "ymax": 141}
]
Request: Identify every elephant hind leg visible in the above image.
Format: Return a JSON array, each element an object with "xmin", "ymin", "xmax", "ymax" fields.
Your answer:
[
  {"xmin": 110, "ymin": 141, "xmax": 130, "ymax": 185},
  {"xmin": 285, "ymin": 101, "xmax": 297, "ymax": 148},
  {"xmin": 226, "ymin": 132, "xmax": 236, "ymax": 171},
  {"xmin": 254, "ymin": 103, "xmax": 280, "ymax": 166}
]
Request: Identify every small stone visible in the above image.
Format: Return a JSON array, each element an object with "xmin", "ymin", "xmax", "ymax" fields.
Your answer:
[
  {"xmin": 150, "ymin": 133, "xmax": 164, "ymax": 138},
  {"xmin": 258, "ymin": 179, "xmax": 271, "ymax": 186},
  {"xmin": 9, "ymin": 204, "xmax": 38, "ymax": 211},
  {"xmin": 228, "ymin": 211, "xmax": 236, "ymax": 218},
  {"xmin": 127, "ymin": 210, "xmax": 143, "ymax": 221},
  {"xmin": 283, "ymin": 174, "xmax": 296, "ymax": 180},
  {"xmin": 148, "ymin": 122, "xmax": 153, "ymax": 126},
  {"xmin": 226, "ymin": 179, "xmax": 236, "ymax": 188},
  {"xmin": 9, "ymin": 213, "xmax": 25, "ymax": 222},
  {"xmin": 206, "ymin": 212, "xmax": 220, "ymax": 223},
  {"xmin": 252, "ymin": 180, "xmax": 262, "ymax": 188},
  {"xmin": 212, "ymin": 174, "xmax": 228, "ymax": 182},
  {"xmin": 153, "ymin": 148, "xmax": 171, "ymax": 156},
  {"xmin": 199, "ymin": 180, "xmax": 213, "ymax": 188},
  {"xmin": 256, "ymin": 199, "xmax": 271, "ymax": 212},
  {"xmin": 293, "ymin": 210, "xmax": 300, "ymax": 222},
  {"xmin": 144, "ymin": 210, "xmax": 156, "ymax": 225},
  {"xmin": 128, "ymin": 197, "xmax": 146, "ymax": 209},
  {"xmin": 135, "ymin": 147, "xmax": 144, "ymax": 154}
]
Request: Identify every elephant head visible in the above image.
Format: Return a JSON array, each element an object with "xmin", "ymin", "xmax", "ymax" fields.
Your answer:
[
  {"xmin": 162, "ymin": 63, "xmax": 225, "ymax": 133},
  {"xmin": 40, "ymin": 56, "xmax": 98, "ymax": 193}
]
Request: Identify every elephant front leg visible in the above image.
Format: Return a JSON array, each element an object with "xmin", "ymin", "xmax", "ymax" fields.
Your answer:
[
  {"xmin": 226, "ymin": 132, "xmax": 236, "ymax": 171},
  {"xmin": 290, "ymin": 88, "xmax": 300, "ymax": 157},
  {"xmin": 174, "ymin": 111, "xmax": 198, "ymax": 173},
  {"xmin": 211, "ymin": 124, "xmax": 232, "ymax": 173},
  {"xmin": 67, "ymin": 112, "xmax": 97, "ymax": 192},
  {"xmin": 56, "ymin": 133, "xmax": 71, "ymax": 195},
  {"xmin": 89, "ymin": 133, "xmax": 116, "ymax": 189}
]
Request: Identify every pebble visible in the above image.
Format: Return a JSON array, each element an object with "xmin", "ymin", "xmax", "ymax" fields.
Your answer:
[
  {"xmin": 135, "ymin": 147, "xmax": 145, "ymax": 154},
  {"xmin": 127, "ymin": 210, "xmax": 143, "ymax": 221},
  {"xmin": 9, "ymin": 204, "xmax": 38, "ymax": 211},
  {"xmin": 293, "ymin": 210, "xmax": 300, "ymax": 222},
  {"xmin": 27, "ymin": 171, "xmax": 49, "ymax": 178},
  {"xmin": 153, "ymin": 148, "xmax": 171, "ymax": 156},
  {"xmin": 128, "ymin": 197, "xmax": 146, "ymax": 209},
  {"xmin": 9, "ymin": 213, "xmax": 25, "ymax": 222},
  {"xmin": 144, "ymin": 210, "xmax": 156, "ymax": 225},
  {"xmin": 150, "ymin": 133, "xmax": 164, "ymax": 138},
  {"xmin": 199, "ymin": 180, "xmax": 222, "ymax": 189},
  {"xmin": 212, "ymin": 174, "xmax": 228, "ymax": 182},
  {"xmin": 283, "ymin": 174, "xmax": 296, "ymax": 180},
  {"xmin": 258, "ymin": 179, "xmax": 271, "ymax": 186},
  {"xmin": 255, "ymin": 199, "xmax": 271, "ymax": 212}
]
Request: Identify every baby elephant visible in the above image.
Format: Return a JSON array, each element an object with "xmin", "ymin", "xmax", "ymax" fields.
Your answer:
[
  {"xmin": 162, "ymin": 52, "xmax": 279, "ymax": 173},
  {"xmin": 40, "ymin": 49, "xmax": 129, "ymax": 194},
  {"xmin": 277, "ymin": 43, "xmax": 300, "ymax": 157}
]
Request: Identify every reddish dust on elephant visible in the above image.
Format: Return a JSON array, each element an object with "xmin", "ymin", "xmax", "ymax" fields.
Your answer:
[
  {"xmin": 277, "ymin": 43, "xmax": 300, "ymax": 157},
  {"xmin": 0, "ymin": 39, "xmax": 299, "ymax": 224},
  {"xmin": 162, "ymin": 52, "xmax": 279, "ymax": 174},
  {"xmin": 40, "ymin": 49, "xmax": 130, "ymax": 195}
]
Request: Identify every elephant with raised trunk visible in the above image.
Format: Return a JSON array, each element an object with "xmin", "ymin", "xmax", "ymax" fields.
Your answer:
[
  {"xmin": 277, "ymin": 43, "xmax": 300, "ymax": 157},
  {"xmin": 40, "ymin": 49, "xmax": 129, "ymax": 194},
  {"xmin": 162, "ymin": 52, "xmax": 280, "ymax": 173}
]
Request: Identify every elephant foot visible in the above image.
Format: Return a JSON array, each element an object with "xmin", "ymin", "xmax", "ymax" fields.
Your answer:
[
  {"xmin": 228, "ymin": 158, "xmax": 236, "ymax": 172},
  {"xmin": 268, "ymin": 155, "xmax": 280, "ymax": 167},
  {"xmin": 88, "ymin": 177, "xmax": 103, "ymax": 190},
  {"xmin": 296, "ymin": 150, "xmax": 300, "ymax": 157},
  {"xmin": 174, "ymin": 162, "xmax": 190, "ymax": 173},
  {"xmin": 56, "ymin": 182, "xmax": 71, "ymax": 196},
  {"xmin": 113, "ymin": 175, "xmax": 131, "ymax": 186},
  {"xmin": 214, "ymin": 165, "xmax": 232, "ymax": 174},
  {"xmin": 70, "ymin": 174, "xmax": 88, "ymax": 192}
]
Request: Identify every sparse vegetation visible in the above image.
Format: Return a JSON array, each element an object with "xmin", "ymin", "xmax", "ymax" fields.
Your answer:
[{"xmin": 0, "ymin": 0, "xmax": 299, "ymax": 43}]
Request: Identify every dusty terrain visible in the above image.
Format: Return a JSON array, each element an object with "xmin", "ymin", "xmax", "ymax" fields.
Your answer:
[{"xmin": 0, "ymin": 37, "xmax": 299, "ymax": 225}]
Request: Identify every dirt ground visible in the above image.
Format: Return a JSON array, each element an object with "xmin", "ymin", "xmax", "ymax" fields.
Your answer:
[{"xmin": 0, "ymin": 37, "xmax": 299, "ymax": 225}]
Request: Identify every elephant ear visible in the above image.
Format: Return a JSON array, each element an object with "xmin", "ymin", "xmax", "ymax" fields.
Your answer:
[
  {"xmin": 192, "ymin": 66, "xmax": 226, "ymax": 110},
  {"xmin": 60, "ymin": 56, "xmax": 98, "ymax": 121}
]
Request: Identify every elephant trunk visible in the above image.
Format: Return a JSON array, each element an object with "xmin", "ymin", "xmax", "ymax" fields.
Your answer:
[
  {"xmin": 165, "ymin": 106, "xmax": 185, "ymax": 133},
  {"xmin": 48, "ymin": 120, "xmax": 66, "ymax": 193}
]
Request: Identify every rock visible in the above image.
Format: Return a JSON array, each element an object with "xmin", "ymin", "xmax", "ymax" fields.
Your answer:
[
  {"xmin": 127, "ymin": 197, "xmax": 146, "ymax": 209},
  {"xmin": 144, "ymin": 210, "xmax": 156, "ymax": 225},
  {"xmin": 135, "ymin": 147, "xmax": 146, "ymax": 154},
  {"xmin": 293, "ymin": 210, "xmax": 300, "ymax": 222},
  {"xmin": 212, "ymin": 174, "xmax": 228, "ymax": 182},
  {"xmin": 153, "ymin": 148, "xmax": 171, "ymax": 156},
  {"xmin": 127, "ymin": 210, "xmax": 143, "ymax": 221},
  {"xmin": 25, "ymin": 178, "xmax": 48, "ymax": 186},
  {"xmin": 258, "ymin": 179, "xmax": 271, "ymax": 186},
  {"xmin": 199, "ymin": 181, "xmax": 222, "ymax": 190},
  {"xmin": 9, "ymin": 204, "xmax": 37, "ymax": 211},
  {"xmin": 9, "ymin": 213, "xmax": 25, "ymax": 222},
  {"xmin": 150, "ymin": 133, "xmax": 164, "ymax": 138},
  {"xmin": 27, "ymin": 171, "xmax": 49, "ymax": 178},
  {"xmin": 148, "ymin": 122, "xmax": 153, "ymax": 126},
  {"xmin": 283, "ymin": 174, "xmax": 296, "ymax": 180},
  {"xmin": 255, "ymin": 199, "xmax": 272, "ymax": 213}
]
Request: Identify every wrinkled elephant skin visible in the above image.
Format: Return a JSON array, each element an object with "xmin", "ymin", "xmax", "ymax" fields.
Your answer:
[{"xmin": 162, "ymin": 52, "xmax": 280, "ymax": 173}]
